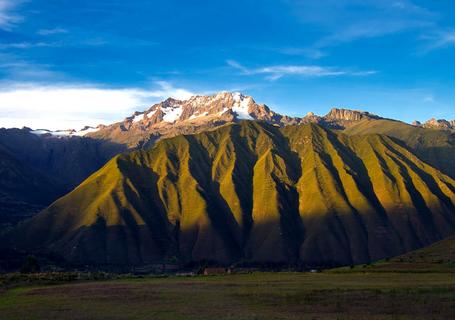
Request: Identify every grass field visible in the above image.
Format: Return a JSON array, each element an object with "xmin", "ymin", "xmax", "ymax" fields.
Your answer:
[{"xmin": 1, "ymin": 272, "xmax": 454, "ymax": 320}]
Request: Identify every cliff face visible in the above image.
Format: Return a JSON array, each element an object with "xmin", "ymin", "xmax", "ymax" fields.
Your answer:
[
  {"xmin": 299, "ymin": 108, "xmax": 381, "ymax": 129},
  {"xmin": 325, "ymin": 108, "xmax": 372, "ymax": 121}
]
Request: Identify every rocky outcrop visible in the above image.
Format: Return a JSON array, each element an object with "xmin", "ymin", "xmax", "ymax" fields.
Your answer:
[
  {"xmin": 299, "ymin": 108, "xmax": 381, "ymax": 129},
  {"xmin": 413, "ymin": 118, "xmax": 455, "ymax": 130},
  {"xmin": 325, "ymin": 108, "xmax": 373, "ymax": 121}
]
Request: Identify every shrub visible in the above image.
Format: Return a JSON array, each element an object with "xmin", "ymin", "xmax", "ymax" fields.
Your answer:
[{"xmin": 20, "ymin": 256, "xmax": 40, "ymax": 274}]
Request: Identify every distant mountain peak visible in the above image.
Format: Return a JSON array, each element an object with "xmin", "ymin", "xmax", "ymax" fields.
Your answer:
[
  {"xmin": 413, "ymin": 118, "xmax": 455, "ymax": 130},
  {"xmin": 28, "ymin": 125, "xmax": 101, "ymax": 138},
  {"xmin": 325, "ymin": 107, "xmax": 380, "ymax": 121}
]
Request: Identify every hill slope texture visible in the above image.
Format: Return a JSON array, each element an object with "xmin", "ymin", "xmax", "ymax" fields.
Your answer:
[
  {"xmin": 10, "ymin": 122, "xmax": 455, "ymax": 267},
  {"xmin": 343, "ymin": 118, "xmax": 455, "ymax": 179}
]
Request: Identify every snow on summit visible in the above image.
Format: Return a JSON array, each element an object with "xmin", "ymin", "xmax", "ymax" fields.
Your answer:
[
  {"xmin": 162, "ymin": 105, "xmax": 183, "ymax": 123},
  {"xmin": 232, "ymin": 92, "xmax": 253, "ymax": 120}
]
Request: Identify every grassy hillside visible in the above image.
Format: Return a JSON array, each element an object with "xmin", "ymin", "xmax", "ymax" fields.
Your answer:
[
  {"xmin": 343, "ymin": 118, "xmax": 455, "ymax": 178},
  {"xmin": 8, "ymin": 121, "xmax": 455, "ymax": 267},
  {"xmin": 394, "ymin": 235, "xmax": 455, "ymax": 264},
  {"xmin": 349, "ymin": 236, "xmax": 455, "ymax": 273}
]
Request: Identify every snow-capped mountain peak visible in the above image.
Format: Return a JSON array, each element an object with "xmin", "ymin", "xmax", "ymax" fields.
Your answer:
[
  {"xmin": 81, "ymin": 91, "xmax": 293, "ymax": 147},
  {"xmin": 123, "ymin": 91, "xmax": 259, "ymax": 127}
]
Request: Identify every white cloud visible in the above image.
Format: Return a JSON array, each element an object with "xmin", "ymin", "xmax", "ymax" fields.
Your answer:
[
  {"xmin": 152, "ymin": 81, "xmax": 195, "ymax": 100},
  {"xmin": 227, "ymin": 60, "xmax": 377, "ymax": 81},
  {"xmin": 0, "ymin": 81, "xmax": 196, "ymax": 130},
  {"xmin": 0, "ymin": 0, "xmax": 25, "ymax": 30}
]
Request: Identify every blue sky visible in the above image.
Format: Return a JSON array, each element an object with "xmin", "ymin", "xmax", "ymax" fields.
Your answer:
[{"xmin": 0, "ymin": 0, "xmax": 454, "ymax": 129}]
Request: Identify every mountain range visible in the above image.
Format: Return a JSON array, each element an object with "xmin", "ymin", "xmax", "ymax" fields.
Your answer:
[
  {"xmin": 7, "ymin": 121, "xmax": 455, "ymax": 267},
  {"xmin": 1, "ymin": 92, "xmax": 454, "ymax": 268}
]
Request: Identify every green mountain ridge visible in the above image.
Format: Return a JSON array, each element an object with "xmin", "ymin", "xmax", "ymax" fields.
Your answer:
[
  {"xmin": 7, "ymin": 121, "xmax": 455, "ymax": 267},
  {"xmin": 342, "ymin": 118, "xmax": 455, "ymax": 178}
]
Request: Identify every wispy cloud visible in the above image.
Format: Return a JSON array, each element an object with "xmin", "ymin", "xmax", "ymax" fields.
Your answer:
[
  {"xmin": 37, "ymin": 28, "xmax": 68, "ymax": 36},
  {"xmin": 421, "ymin": 29, "xmax": 455, "ymax": 52},
  {"xmin": 0, "ymin": 41, "xmax": 62, "ymax": 50},
  {"xmin": 0, "ymin": 36, "xmax": 158, "ymax": 51},
  {"xmin": 151, "ymin": 81, "xmax": 195, "ymax": 100},
  {"xmin": 423, "ymin": 95, "xmax": 435, "ymax": 103},
  {"xmin": 226, "ymin": 60, "xmax": 250, "ymax": 74},
  {"xmin": 0, "ymin": 0, "xmax": 26, "ymax": 30},
  {"xmin": 227, "ymin": 60, "xmax": 377, "ymax": 81},
  {"xmin": 315, "ymin": 19, "xmax": 429, "ymax": 49},
  {"xmin": 276, "ymin": 47, "xmax": 327, "ymax": 59},
  {"xmin": 0, "ymin": 81, "xmax": 196, "ymax": 130},
  {"xmin": 287, "ymin": 0, "xmax": 434, "ymax": 56},
  {"xmin": 0, "ymin": 53, "xmax": 65, "ymax": 81}
]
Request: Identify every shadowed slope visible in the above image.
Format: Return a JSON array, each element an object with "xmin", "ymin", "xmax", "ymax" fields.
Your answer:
[
  {"xmin": 0, "ymin": 127, "xmax": 126, "ymax": 190},
  {"xmin": 338, "ymin": 235, "xmax": 455, "ymax": 272},
  {"xmin": 8, "ymin": 122, "xmax": 455, "ymax": 267},
  {"xmin": 0, "ymin": 146, "xmax": 64, "ymax": 225},
  {"xmin": 390, "ymin": 235, "xmax": 455, "ymax": 265}
]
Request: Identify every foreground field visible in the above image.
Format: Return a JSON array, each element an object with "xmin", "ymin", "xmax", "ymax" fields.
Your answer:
[{"xmin": 1, "ymin": 272, "xmax": 454, "ymax": 320}]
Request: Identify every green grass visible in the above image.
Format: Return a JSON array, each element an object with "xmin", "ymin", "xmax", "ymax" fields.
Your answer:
[{"xmin": 1, "ymin": 272, "xmax": 454, "ymax": 320}]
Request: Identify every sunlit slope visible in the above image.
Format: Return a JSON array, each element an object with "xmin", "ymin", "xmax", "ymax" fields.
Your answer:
[
  {"xmin": 11, "ymin": 122, "xmax": 455, "ymax": 266},
  {"xmin": 343, "ymin": 118, "xmax": 455, "ymax": 178}
]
